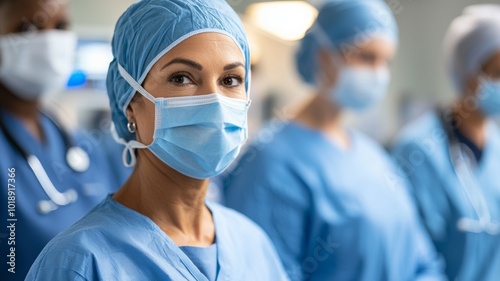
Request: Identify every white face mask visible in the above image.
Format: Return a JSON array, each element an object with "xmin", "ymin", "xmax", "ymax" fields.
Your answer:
[{"xmin": 0, "ymin": 30, "xmax": 77, "ymax": 101}]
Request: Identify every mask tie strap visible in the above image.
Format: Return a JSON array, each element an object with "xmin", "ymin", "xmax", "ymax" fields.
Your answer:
[
  {"xmin": 110, "ymin": 123, "xmax": 147, "ymax": 167},
  {"xmin": 117, "ymin": 63, "xmax": 156, "ymax": 103},
  {"xmin": 114, "ymin": 64, "xmax": 155, "ymax": 167}
]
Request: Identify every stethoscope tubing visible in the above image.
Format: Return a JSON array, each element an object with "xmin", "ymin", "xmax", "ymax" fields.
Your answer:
[{"xmin": 0, "ymin": 111, "xmax": 84, "ymax": 214}]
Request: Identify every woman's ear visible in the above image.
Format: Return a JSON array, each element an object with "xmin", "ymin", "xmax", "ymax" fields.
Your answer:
[
  {"xmin": 125, "ymin": 93, "xmax": 142, "ymax": 123},
  {"xmin": 125, "ymin": 94, "xmax": 142, "ymax": 138},
  {"xmin": 126, "ymin": 105, "xmax": 135, "ymax": 123},
  {"xmin": 125, "ymin": 93, "xmax": 156, "ymax": 144}
]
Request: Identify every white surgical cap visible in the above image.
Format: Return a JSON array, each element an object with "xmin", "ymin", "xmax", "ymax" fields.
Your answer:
[{"xmin": 444, "ymin": 4, "xmax": 500, "ymax": 93}]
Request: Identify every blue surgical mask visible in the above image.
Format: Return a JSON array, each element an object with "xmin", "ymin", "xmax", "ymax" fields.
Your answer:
[
  {"xmin": 311, "ymin": 24, "xmax": 391, "ymax": 110},
  {"xmin": 115, "ymin": 65, "xmax": 250, "ymax": 179},
  {"xmin": 477, "ymin": 76, "xmax": 500, "ymax": 116},
  {"xmin": 332, "ymin": 66, "xmax": 390, "ymax": 110}
]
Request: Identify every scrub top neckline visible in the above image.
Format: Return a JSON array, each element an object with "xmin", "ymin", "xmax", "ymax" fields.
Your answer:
[
  {"xmin": 107, "ymin": 194, "xmax": 223, "ymax": 281},
  {"xmin": 438, "ymin": 111, "xmax": 499, "ymax": 175},
  {"xmin": 287, "ymin": 120, "xmax": 357, "ymax": 153},
  {"xmin": 180, "ymin": 243, "xmax": 218, "ymax": 281},
  {"xmin": 427, "ymin": 112, "xmax": 497, "ymax": 176},
  {"xmin": 180, "ymin": 243, "xmax": 217, "ymax": 249},
  {"xmin": 453, "ymin": 125, "xmax": 483, "ymax": 163}
]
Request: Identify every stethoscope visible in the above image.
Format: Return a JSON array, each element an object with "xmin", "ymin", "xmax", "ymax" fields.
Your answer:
[
  {"xmin": 0, "ymin": 112, "xmax": 90, "ymax": 215},
  {"xmin": 439, "ymin": 110, "xmax": 500, "ymax": 235}
]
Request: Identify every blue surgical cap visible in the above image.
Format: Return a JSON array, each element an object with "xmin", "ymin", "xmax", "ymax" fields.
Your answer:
[
  {"xmin": 296, "ymin": 0, "xmax": 398, "ymax": 85},
  {"xmin": 444, "ymin": 4, "xmax": 500, "ymax": 93},
  {"xmin": 107, "ymin": 0, "xmax": 250, "ymax": 142}
]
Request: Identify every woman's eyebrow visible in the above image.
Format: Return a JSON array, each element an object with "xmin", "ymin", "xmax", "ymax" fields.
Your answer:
[
  {"xmin": 224, "ymin": 62, "xmax": 245, "ymax": 71},
  {"xmin": 162, "ymin": 58, "xmax": 202, "ymax": 71},
  {"xmin": 161, "ymin": 59, "xmax": 244, "ymax": 72}
]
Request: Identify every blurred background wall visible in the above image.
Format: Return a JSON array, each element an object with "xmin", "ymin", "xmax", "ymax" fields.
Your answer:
[{"xmin": 52, "ymin": 0, "xmax": 500, "ymax": 146}]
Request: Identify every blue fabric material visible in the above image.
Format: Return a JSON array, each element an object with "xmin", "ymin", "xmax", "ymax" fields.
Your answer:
[
  {"xmin": 392, "ymin": 111, "xmax": 500, "ymax": 281},
  {"xmin": 106, "ymin": 0, "xmax": 250, "ymax": 142},
  {"xmin": 296, "ymin": 0, "xmax": 398, "ymax": 85},
  {"xmin": 25, "ymin": 195, "xmax": 289, "ymax": 281},
  {"xmin": 180, "ymin": 244, "xmax": 218, "ymax": 281},
  {"xmin": 0, "ymin": 110, "xmax": 120, "ymax": 281},
  {"xmin": 223, "ymin": 121, "xmax": 444, "ymax": 281}
]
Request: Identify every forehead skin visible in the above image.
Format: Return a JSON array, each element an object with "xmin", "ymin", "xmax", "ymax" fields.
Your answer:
[
  {"xmin": 0, "ymin": 0, "xmax": 70, "ymax": 34},
  {"xmin": 151, "ymin": 32, "xmax": 245, "ymax": 77}
]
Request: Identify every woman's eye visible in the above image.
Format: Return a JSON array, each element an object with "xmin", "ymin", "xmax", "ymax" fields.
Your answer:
[
  {"xmin": 221, "ymin": 76, "xmax": 243, "ymax": 87},
  {"xmin": 169, "ymin": 74, "xmax": 193, "ymax": 86}
]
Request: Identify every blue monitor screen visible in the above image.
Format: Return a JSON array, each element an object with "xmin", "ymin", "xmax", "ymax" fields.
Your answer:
[{"xmin": 67, "ymin": 40, "xmax": 113, "ymax": 91}]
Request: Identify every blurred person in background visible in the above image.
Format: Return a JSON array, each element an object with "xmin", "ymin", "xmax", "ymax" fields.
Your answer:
[
  {"xmin": 223, "ymin": 0, "xmax": 444, "ymax": 280},
  {"xmin": 25, "ymin": 0, "xmax": 289, "ymax": 280},
  {"xmin": 0, "ymin": 0, "xmax": 120, "ymax": 279},
  {"xmin": 393, "ymin": 5, "xmax": 500, "ymax": 281}
]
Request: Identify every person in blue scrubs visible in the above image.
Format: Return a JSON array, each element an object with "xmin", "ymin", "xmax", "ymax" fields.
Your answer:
[
  {"xmin": 0, "ymin": 1, "xmax": 121, "ymax": 280},
  {"xmin": 223, "ymin": 1, "xmax": 444, "ymax": 280},
  {"xmin": 392, "ymin": 5, "xmax": 500, "ymax": 281},
  {"xmin": 26, "ymin": 0, "xmax": 289, "ymax": 280}
]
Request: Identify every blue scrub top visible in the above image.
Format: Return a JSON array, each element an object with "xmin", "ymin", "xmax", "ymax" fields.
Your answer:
[
  {"xmin": 180, "ymin": 244, "xmax": 218, "ymax": 281},
  {"xmin": 392, "ymin": 111, "xmax": 500, "ymax": 281},
  {"xmin": 223, "ymin": 121, "xmax": 444, "ymax": 281},
  {"xmin": 25, "ymin": 195, "xmax": 289, "ymax": 281},
  {"xmin": 0, "ymin": 110, "xmax": 121, "ymax": 281}
]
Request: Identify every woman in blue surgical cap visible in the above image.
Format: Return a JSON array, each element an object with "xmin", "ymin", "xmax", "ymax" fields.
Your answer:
[
  {"xmin": 0, "ymin": 1, "xmax": 121, "ymax": 280},
  {"xmin": 392, "ymin": 5, "xmax": 500, "ymax": 281},
  {"xmin": 25, "ymin": 0, "xmax": 288, "ymax": 280},
  {"xmin": 223, "ymin": 0, "xmax": 444, "ymax": 280}
]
